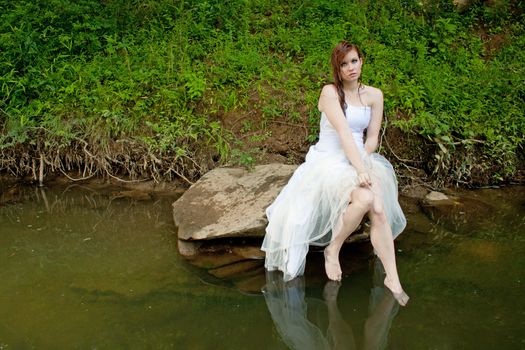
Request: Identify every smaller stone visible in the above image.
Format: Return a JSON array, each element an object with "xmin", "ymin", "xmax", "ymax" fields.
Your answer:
[{"xmin": 425, "ymin": 191, "xmax": 449, "ymax": 202}]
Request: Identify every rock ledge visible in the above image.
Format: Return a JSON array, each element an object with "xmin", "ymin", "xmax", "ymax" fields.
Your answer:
[{"xmin": 172, "ymin": 164, "xmax": 297, "ymax": 241}]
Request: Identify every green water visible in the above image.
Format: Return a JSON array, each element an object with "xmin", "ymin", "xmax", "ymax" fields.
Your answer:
[{"xmin": 0, "ymin": 184, "xmax": 523, "ymax": 349}]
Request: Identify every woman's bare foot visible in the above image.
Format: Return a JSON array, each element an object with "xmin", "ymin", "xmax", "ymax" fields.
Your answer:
[
  {"xmin": 384, "ymin": 277, "xmax": 409, "ymax": 306},
  {"xmin": 324, "ymin": 245, "xmax": 342, "ymax": 281}
]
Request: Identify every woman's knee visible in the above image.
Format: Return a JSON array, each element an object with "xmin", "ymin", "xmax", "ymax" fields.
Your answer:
[
  {"xmin": 370, "ymin": 210, "xmax": 388, "ymax": 224},
  {"xmin": 350, "ymin": 188, "xmax": 374, "ymax": 209}
]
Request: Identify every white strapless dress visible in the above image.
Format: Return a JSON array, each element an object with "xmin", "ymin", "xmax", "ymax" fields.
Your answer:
[{"xmin": 261, "ymin": 104, "xmax": 406, "ymax": 281}]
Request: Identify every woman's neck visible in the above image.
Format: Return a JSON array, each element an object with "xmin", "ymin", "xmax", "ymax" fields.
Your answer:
[{"xmin": 342, "ymin": 80, "xmax": 360, "ymax": 95}]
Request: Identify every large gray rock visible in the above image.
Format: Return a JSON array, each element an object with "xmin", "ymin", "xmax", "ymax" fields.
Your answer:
[{"xmin": 173, "ymin": 164, "xmax": 297, "ymax": 241}]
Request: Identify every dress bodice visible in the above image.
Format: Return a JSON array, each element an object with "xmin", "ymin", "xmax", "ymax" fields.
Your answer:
[{"xmin": 314, "ymin": 104, "xmax": 371, "ymax": 153}]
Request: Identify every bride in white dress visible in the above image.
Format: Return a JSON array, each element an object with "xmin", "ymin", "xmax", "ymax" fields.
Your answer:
[{"xmin": 261, "ymin": 41, "xmax": 409, "ymax": 306}]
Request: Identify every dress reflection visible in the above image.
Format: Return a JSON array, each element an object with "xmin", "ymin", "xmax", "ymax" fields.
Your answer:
[{"xmin": 262, "ymin": 260, "xmax": 399, "ymax": 350}]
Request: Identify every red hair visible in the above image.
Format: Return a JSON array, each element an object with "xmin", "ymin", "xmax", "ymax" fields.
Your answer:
[{"xmin": 330, "ymin": 41, "xmax": 364, "ymax": 115}]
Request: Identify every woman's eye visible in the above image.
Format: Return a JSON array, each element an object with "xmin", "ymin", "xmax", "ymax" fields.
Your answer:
[{"xmin": 351, "ymin": 59, "xmax": 358, "ymax": 63}]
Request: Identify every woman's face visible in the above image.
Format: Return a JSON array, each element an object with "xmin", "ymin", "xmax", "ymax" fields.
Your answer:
[{"xmin": 339, "ymin": 49, "xmax": 362, "ymax": 82}]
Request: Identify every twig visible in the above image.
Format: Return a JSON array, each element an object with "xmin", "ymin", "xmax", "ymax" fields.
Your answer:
[
  {"xmin": 383, "ymin": 130, "xmax": 423, "ymax": 164},
  {"xmin": 399, "ymin": 162, "xmax": 420, "ymax": 171},
  {"xmin": 183, "ymin": 154, "xmax": 202, "ymax": 171},
  {"xmin": 59, "ymin": 169, "xmax": 96, "ymax": 181},
  {"xmin": 167, "ymin": 166, "xmax": 194, "ymax": 185}
]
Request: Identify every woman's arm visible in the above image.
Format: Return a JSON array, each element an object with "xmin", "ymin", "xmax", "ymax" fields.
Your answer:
[
  {"xmin": 364, "ymin": 88, "xmax": 384, "ymax": 154},
  {"xmin": 318, "ymin": 85, "xmax": 368, "ymax": 176}
]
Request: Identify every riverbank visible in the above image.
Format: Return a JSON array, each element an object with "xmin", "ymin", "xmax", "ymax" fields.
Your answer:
[
  {"xmin": 1, "ymin": 0, "xmax": 524, "ymax": 188},
  {"xmin": 1, "ymin": 144, "xmax": 523, "ymax": 206}
]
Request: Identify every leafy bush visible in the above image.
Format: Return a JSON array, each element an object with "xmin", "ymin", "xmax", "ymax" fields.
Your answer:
[{"xmin": 1, "ymin": 0, "xmax": 523, "ymax": 185}]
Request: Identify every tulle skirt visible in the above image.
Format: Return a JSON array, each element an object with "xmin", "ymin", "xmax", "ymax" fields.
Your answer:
[{"xmin": 261, "ymin": 145, "xmax": 406, "ymax": 281}]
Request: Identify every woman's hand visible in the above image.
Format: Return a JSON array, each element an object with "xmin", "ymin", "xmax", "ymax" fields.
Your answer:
[{"xmin": 357, "ymin": 171, "xmax": 372, "ymax": 187}]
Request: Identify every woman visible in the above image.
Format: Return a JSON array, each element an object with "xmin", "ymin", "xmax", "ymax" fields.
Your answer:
[{"xmin": 261, "ymin": 41, "xmax": 408, "ymax": 305}]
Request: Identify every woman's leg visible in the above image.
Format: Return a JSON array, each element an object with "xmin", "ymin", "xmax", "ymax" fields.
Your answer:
[
  {"xmin": 324, "ymin": 188, "xmax": 373, "ymax": 281},
  {"xmin": 369, "ymin": 203, "xmax": 409, "ymax": 306}
]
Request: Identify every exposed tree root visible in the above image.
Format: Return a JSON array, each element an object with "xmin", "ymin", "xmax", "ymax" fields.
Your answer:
[
  {"xmin": 0, "ymin": 134, "xmax": 213, "ymax": 186},
  {"xmin": 1, "ymin": 126, "xmax": 522, "ymax": 188}
]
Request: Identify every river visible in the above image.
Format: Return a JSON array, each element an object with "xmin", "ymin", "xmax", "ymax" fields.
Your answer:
[{"xmin": 0, "ymin": 183, "xmax": 523, "ymax": 349}]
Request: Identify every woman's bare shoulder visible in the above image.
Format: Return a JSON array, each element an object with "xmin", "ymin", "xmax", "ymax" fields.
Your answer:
[
  {"xmin": 362, "ymin": 85, "xmax": 383, "ymax": 98},
  {"xmin": 362, "ymin": 85, "xmax": 383, "ymax": 105},
  {"xmin": 319, "ymin": 84, "xmax": 339, "ymax": 111},
  {"xmin": 320, "ymin": 84, "xmax": 338, "ymax": 97}
]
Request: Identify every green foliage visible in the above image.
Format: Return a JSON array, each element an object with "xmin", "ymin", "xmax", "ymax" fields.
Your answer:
[
  {"xmin": 231, "ymin": 148, "xmax": 256, "ymax": 170},
  {"xmin": 1, "ymin": 0, "xmax": 524, "ymax": 184}
]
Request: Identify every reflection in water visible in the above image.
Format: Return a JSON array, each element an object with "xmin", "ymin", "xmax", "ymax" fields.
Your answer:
[{"xmin": 263, "ymin": 260, "xmax": 399, "ymax": 350}]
